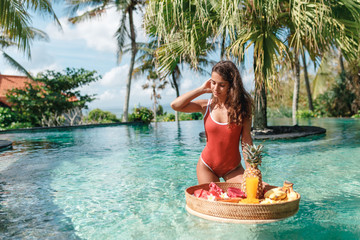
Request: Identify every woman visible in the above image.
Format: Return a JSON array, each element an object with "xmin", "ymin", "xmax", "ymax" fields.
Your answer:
[{"xmin": 171, "ymin": 60, "xmax": 253, "ymax": 184}]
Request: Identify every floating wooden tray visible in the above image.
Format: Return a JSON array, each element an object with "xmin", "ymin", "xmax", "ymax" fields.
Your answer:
[{"xmin": 185, "ymin": 182, "xmax": 300, "ymax": 224}]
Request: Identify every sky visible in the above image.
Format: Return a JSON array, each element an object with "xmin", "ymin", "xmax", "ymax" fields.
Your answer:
[{"xmin": 0, "ymin": 4, "xmax": 256, "ymax": 116}]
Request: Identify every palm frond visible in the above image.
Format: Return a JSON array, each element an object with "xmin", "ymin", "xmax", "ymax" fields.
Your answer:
[
  {"xmin": 1, "ymin": 50, "xmax": 33, "ymax": 79},
  {"xmin": 115, "ymin": 9, "xmax": 128, "ymax": 63}
]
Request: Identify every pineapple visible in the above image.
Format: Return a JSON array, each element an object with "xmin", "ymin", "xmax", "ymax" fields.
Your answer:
[{"xmin": 241, "ymin": 144, "xmax": 264, "ymax": 199}]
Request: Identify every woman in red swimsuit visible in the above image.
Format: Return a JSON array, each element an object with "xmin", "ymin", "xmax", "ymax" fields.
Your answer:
[{"xmin": 171, "ymin": 60, "xmax": 254, "ymax": 184}]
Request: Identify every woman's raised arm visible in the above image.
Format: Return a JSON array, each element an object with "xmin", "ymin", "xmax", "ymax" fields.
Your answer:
[{"xmin": 170, "ymin": 79, "xmax": 212, "ymax": 114}]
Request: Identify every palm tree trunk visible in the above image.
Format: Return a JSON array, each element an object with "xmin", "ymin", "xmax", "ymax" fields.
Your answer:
[
  {"xmin": 172, "ymin": 70, "xmax": 180, "ymax": 122},
  {"xmin": 292, "ymin": 52, "xmax": 300, "ymax": 125},
  {"xmin": 153, "ymin": 85, "xmax": 157, "ymax": 122},
  {"xmin": 253, "ymin": 58, "xmax": 267, "ymax": 130},
  {"xmin": 253, "ymin": 81, "xmax": 267, "ymax": 130},
  {"xmin": 220, "ymin": 29, "xmax": 226, "ymax": 60},
  {"xmin": 339, "ymin": 52, "xmax": 347, "ymax": 84},
  {"xmin": 301, "ymin": 49, "xmax": 314, "ymax": 111},
  {"xmin": 122, "ymin": 6, "xmax": 137, "ymax": 122}
]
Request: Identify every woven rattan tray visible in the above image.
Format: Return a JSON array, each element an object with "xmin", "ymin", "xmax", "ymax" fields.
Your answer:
[{"xmin": 185, "ymin": 182, "xmax": 300, "ymax": 224}]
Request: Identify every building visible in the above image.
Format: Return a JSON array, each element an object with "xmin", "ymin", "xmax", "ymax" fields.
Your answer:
[
  {"xmin": 0, "ymin": 74, "xmax": 81, "ymax": 126},
  {"xmin": 0, "ymin": 74, "xmax": 37, "ymax": 107}
]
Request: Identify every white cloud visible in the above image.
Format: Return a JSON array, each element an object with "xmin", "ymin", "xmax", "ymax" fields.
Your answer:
[
  {"xmin": 100, "ymin": 64, "xmax": 129, "ymax": 86},
  {"xmin": 242, "ymin": 71, "xmax": 255, "ymax": 92},
  {"xmin": 98, "ymin": 90, "xmax": 119, "ymax": 101},
  {"xmin": 45, "ymin": 8, "xmax": 146, "ymax": 54},
  {"xmin": 46, "ymin": 9, "xmax": 120, "ymax": 53},
  {"xmin": 0, "ymin": 61, "xmax": 61, "ymax": 77},
  {"xmin": 180, "ymin": 78, "xmax": 195, "ymax": 92},
  {"xmin": 29, "ymin": 63, "xmax": 63, "ymax": 76}
]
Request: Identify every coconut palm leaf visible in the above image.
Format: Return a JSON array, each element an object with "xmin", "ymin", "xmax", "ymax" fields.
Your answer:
[
  {"xmin": 1, "ymin": 50, "xmax": 33, "ymax": 79},
  {"xmin": 115, "ymin": 9, "xmax": 129, "ymax": 63}
]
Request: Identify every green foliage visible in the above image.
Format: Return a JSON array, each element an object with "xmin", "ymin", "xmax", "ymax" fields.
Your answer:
[
  {"xmin": 85, "ymin": 109, "xmax": 120, "ymax": 123},
  {"xmin": 129, "ymin": 107, "xmax": 154, "ymax": 124},
  {"xmin": 179, "ymin": 112, "xmax": 203, "ymax": 121},
  {"xmin": 191, "ymin": 112, "xmax": 203, "ymax": 120},
  {"xmin": 351, "ymin": 110, "xmax": 360, "ymax": 118},
  {"xmin": 267, "ymin": 106, "xmax": 292, "ymax": 118},
  {"xmin": 0, "ymin": 107, "xmax": 18, "ymax": 128},
  {"xmin": 157, "ymin": 105, "xmax": 164, "ymax": 116},
  {"xmin": 157, "ymin": 113, "xmax": 175, "ymax": 122},
  {"xmin": 6, "ymin": 122, "xmax": 33, "ymax": 130},
  {"xmin": 296, "ymin": 110, "xmax": 315, "ymax": 119},
  {"xmin": 6, "ymin": 68, "xmax": 100, "ymax": 126},
  {"xmin": 313, "ymin": 75, "xmax": 355, "ymax": 117},
  {"xmin": 156, "ymin": 112, "xmax": 203, "ymax": 122},
  {"xmin": 1, "ymin": 0, "xmax": 59, "ymax": 78}
]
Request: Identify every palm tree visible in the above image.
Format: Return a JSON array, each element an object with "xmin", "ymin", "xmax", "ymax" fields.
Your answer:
[
  {"xmin": 144, "ymin": 0, "xmax": 214, "ymax": 121},
  {"xmin": 0, "ymin": 0, "xmax": 60, "ymax": 77},
  {"xmin": 145, "ymin": 1, "xmax": 287, "ymax": 129},
  {"xmin": 133, "ymin": 41, "xmax": 168, "ymax": 121},
  {"xmin": 145, "ymin": 0, "xmax": 360, "ymax": 129},
  {"xmin": 301, "ymin": 48, "xmax": 314, "ymax": 112},
  {"xmin": 67, "ymin": 0, "xmax": 146, "ymax": 122},
  {"xmin": 226, "ymin": 0, "xmax": 360, "ymax": 128},
  {"xmin": 289, "ymin": 0, "xmax": 360, "ymax": 124}
]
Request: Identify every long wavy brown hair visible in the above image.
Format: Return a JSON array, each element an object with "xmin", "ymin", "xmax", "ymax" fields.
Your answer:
[{"xmin": 211, "ymin": 60, "xmax": 253, "ymax": 126}]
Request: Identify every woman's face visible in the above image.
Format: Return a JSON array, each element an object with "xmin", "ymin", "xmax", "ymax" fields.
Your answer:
[{"xmin": 210, "ymin": 71, "xmax": 230, "ymax": 101}]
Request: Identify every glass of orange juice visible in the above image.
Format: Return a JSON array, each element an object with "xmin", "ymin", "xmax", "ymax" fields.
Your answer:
[{"xmin": 246, "ymin": 176, "xmax": 259, "ymax": 199}]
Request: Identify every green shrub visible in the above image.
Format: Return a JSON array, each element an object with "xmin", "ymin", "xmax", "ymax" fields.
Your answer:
[
  {"xmin": 157, "ymin": 113, "xmax": 175, "ymax": 122},
  {"xmin": 191, "ymin": 112, "xmax": 203, "ymax": 120},
  {"xmin": 267, "ymin": 106, "xmax": 292, "ymax": 118},
  {"xmin": 296, "ymin": 110, "xmax": 315, "ymax": 119},
  {"xmin": 157, "ymin": 105, "xmax": 165, "ymax": 116},
  {"xmin": 0, "ymin": 107, "xmax": 18, "ymax": 128},
  {"xmin": 352, "ymin": 110, "xmax": 360, "ymax": 118},
  {"xmin": 129, "ymin": 107, "xmax": 154, "ymax": 124},
  {"xmin": 313, "ymin": 76, "xmax": 355, "ymax": 117},
  {"xmin": 179, "ymin": 112, "xmax": 192, "ymax": 121},
  {"xmin": 6, "ymin": 122, "xmax": 33, "ymax": 129},
  {"xmin": 178, "ymin": 112, "xmax": 203, "ymax": 121},
  {"xmin": 86, "ymin": 108, "xmax": 120, "ymax": 123}
]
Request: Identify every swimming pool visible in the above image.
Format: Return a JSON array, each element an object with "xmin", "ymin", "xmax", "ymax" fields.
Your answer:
[{"xmin": 0, "ymin": 118, "xmax": 359, "ymax": 239}]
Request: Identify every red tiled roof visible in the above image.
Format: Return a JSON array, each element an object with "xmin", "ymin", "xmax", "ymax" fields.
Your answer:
[
  {"xmin": 0, "ymin": 74, "xmax": 78, "ymax": 107},
  {"xmin": 0, "ymin": 75, "xmax": 36, "ymax": 107}
]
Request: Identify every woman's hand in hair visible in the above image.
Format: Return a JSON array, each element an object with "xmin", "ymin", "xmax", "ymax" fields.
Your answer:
[{"xmin": 200, "ymin": 79, "xmax": 212, "ymax": 94}]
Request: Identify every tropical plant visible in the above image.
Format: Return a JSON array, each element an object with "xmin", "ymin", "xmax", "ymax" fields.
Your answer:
[
  {"xmin": 179, "ymin": 112, "xmax": 203, "ymax": 121},
  {"xmin": 67, "ymin": 0, "xmax": 146, "ymax": 122},
  {"xmin": 296, "ymin": 110, "xmax": 315, "ymax": 119},
  {"xmin": 128, "ymin": 107, "xmax": 154, "ymax": 124},
  {"xmin": 85, "ymin": 108, "xmax": 120, "ymax": 123},
  {"xmin": 313, "ymin": 75, "xmax": 355, "ymax": 117},
  {"xmin": 6, "ymin": 121, "xmax": 33, "ymax": 130},
  {"xmin": 144, "ymin": 0, "xmax": 214, "ymax": 122},
  {"xmin": 347, "ymin": 57, "xmax": 360, "ymax": 113},
  {"xmin": 145, "ymin": 0, "xmax": 360, "ymax": 129},
  {"xmin": 352, "ymin": 110, "xmax": 360, "ymax": 118},
  {"xmin": 158, "ymin": 113, "xmax": 175, "ymax": 122},
  {"xmin": 156, "ymin": 105, "xmax": 165, "ymax": 116},
  {"xmin": 0, "ymin": 107, "xmax": 18, "ymax": 128},
  {"xmin": 0, "ymin": 0, "xmax": 60, "ymax": 77},
  {"xmin": 6, "ymin": 68, "xmax": 100, "ymax": 126},
  {"xmin": 133, "ymin": 41, "xmax": 168, "ymax": 122}
]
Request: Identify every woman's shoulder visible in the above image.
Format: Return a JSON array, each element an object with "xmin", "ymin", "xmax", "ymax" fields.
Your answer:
[
  {"xmin": 193, "ymin": 98, "xmax": 210, "ymax": 114},
  {"xmin": 193, "ymin": 98, "xmax": 210, "ymax": 107}
]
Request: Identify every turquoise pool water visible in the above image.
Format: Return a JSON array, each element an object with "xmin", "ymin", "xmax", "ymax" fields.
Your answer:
[{"xmin": 0, "ymin": 118, "xmax": 359, "ymax": 239}]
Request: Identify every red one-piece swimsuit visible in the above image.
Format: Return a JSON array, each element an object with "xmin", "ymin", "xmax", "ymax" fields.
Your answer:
[{"xmin": 201, "ymin": 99, "xmax": 243, "ymax": 178}]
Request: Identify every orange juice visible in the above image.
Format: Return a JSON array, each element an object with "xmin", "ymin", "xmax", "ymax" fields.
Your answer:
[
  {"xmin": 246, "ymin": 176, "xmax": 259, "ymax": 199},
  {"xmin": 239, "ymin": 198, "xmax": 259, "ymax": 204}
]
